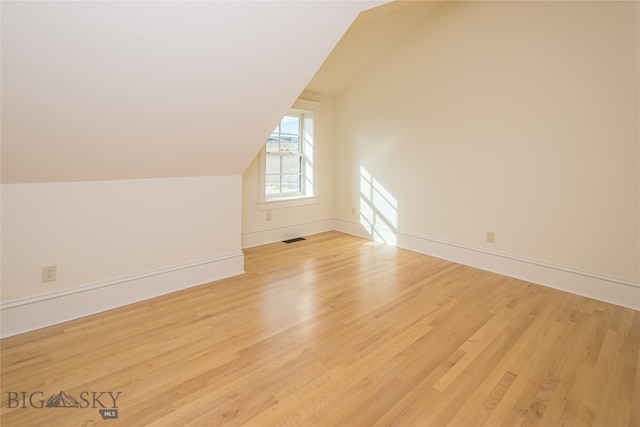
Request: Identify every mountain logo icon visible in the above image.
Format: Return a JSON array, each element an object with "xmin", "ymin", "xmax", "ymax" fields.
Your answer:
[{"xmin": 45, "ymin": 391, "xmax": 80, "ymax": 408}]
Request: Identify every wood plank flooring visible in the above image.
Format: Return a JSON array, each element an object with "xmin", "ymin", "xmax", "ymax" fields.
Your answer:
[{"xmin": 1, "ymin": 231, "xmax": 638, "ymax": 426}]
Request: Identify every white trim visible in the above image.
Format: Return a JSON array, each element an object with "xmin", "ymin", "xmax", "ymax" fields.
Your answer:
[
  {"xmin": 259, "ymin": 108, "xmax": 315, "ymax": 204},
  {"xmin": 294, "ymin": 98, "xmax": 322, "ymax": 110},
  {"xmin": 0, "ymin": 252, "xmax": 245, "ymax": 338},
  {"xmin": 5, "ymin": 219, "xmax": 636, "ymax": 338},
  {"xmin": 257, "ymin": 196, "xmax": 319, "ymax": 211},
  {"xmin": 242, "ymin": 218, "xmax": 333, "ymax": 248},
  {"xmin": 332, "ymin": 219, "xmax": 640, "ymax": 311}
]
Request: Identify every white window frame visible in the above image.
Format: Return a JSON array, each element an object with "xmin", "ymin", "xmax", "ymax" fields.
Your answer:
[{"xmin": 258, "ymin": 108, "xmax": 317, "ymax": 210}]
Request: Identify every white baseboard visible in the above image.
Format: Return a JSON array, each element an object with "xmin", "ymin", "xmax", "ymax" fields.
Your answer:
[
  {"xmin": 333, "ymin": 219, "xmax": 640, "ymax": 311},
  {"xmin": 3, "ymin": 220, "xmax": 637, "ymax": 338},
  {"xmin": 0, "ymin": 252, "xmax": 245, "ymax": 338},
  {"xmin": 242, "ymin": 218, "xmax": 334, "ymax": 248}
]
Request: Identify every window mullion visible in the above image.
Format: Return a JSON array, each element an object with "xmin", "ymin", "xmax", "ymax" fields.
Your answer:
[
  {"xmin": 279, "ymin": 132, "xmax": 284, "ymax": 194},
  {"xmin": 264, "ymin": 109, "xmax": 313, "ymax": 200}
]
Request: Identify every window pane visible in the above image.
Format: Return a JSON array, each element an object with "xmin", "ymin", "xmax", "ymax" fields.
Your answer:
[
  {"xmin": 280, "ymin": 135, "xmax": 299, "ymax": 153},
  {"xmin": 282, "ymin": 174, "xmax": 301, "ymax": 193},
  {"xmin": 265, "ymin": 175, "xmax": 281, "ymax": 195},
  {"xmin": 266, "ymin": 155, "xmax": 281, "ymax": 174},
  {"xmin": 264, "ymin": 109, "xmax": 313, "ymax": 200},
  {"xmin": 266, "ymin": 135, "xmax": 279, "ymax": 153},
  {"xmin": 282, "ymin": 156, "xmax": 301, "ymax": 174},
  {"xmin": 280, "ymin": 116, "xmax": 299, "ymax": 134}
]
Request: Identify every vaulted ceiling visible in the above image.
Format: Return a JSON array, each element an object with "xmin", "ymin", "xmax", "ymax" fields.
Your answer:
[
  {"xmin": 305, "ymin": 0, "xmax": 443, "ymax": 99},
  {"xmin": 1, "ymin": 1, "xmax": 385, "ymax": 184}
]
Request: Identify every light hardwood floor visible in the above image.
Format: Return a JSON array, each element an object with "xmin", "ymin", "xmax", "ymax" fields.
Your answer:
[{"xmin": 1, "ymin": 231, "xmax": 638, "ymax": 426}]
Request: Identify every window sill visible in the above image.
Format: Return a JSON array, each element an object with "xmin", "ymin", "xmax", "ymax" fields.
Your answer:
[{"xmin": 257, "ymin": 196, "xmax": 319, "ymax": 211}]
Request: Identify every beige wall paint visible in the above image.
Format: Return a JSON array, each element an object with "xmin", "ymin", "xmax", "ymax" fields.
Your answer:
[{"xmin": 333, "ymin": 1, "xmax": 639, "ymax": 282}]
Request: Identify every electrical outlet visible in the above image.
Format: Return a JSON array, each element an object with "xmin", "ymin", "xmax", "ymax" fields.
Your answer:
[
  {"xmin": 43, "ymin": 265, "xmax": 57, "ymax": 283},
  {"xmin": 351, "ymin": 207, "xmax": 356, "ymax": 215},
  {"xmin": 266, "ymin": 211, "xmax": 272, "ymax": 221},
  {"xmin": 486, "ymin": 231, "xmax": 495, "ymax": 243}
]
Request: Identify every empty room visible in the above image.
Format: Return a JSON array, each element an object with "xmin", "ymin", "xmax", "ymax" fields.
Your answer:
[{"xmin": 1, "ymin": 0, "xmax": 638, "ymax": 426}]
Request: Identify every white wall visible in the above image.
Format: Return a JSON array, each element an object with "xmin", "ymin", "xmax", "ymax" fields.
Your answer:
[
  {"xmin": 242, "ymin": 98, "xmax": 336, "ymax": 247},
  {"xmin": 333, "ymin": 1, "xmax": 639, "ymax": 306},
  {"xmin": 1, "ymin": 176, "xmax": 244, "ymax": 336}
]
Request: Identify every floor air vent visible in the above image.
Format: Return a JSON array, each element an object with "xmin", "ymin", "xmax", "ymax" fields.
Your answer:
[{"xmin": 282, "ymin": 237, "xmax": 306, "ymax": 244}]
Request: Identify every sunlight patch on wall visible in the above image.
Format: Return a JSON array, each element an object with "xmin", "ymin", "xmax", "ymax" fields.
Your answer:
[{"xmin": 359, "ymin": 166, "xmax": 398, "ymax": 244}]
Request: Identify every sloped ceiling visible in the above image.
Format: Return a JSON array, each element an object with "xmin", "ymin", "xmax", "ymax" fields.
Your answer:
[
  {"xmin": 305, "ymin": 0, "xmax": 443, "ymax": 99},
  {"xmin": 0, "ymin": 1, "xmax": 385, "ymax": 184}
]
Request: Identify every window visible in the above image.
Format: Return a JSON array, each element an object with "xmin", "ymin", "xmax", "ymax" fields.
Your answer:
[{"xmin": 260, "ymin": 108, "xmax": 315, "ymax": 205}]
